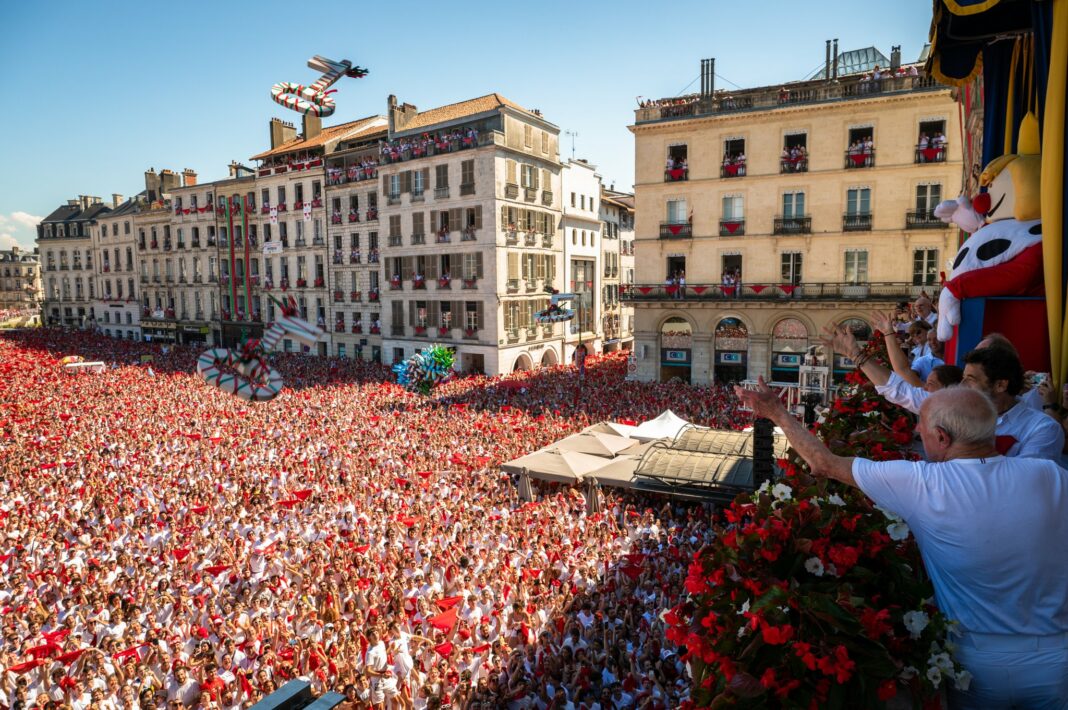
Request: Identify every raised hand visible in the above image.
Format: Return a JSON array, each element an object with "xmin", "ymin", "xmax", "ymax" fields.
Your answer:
[{"xmin": 733, "ymin": 377, "xmax": 785, "ymax": 421}]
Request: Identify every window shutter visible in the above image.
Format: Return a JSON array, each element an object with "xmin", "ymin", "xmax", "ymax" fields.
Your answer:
[
  {"xmin": 421, "ymin": 167, "xmax": 430, "ymax": 188},
  {"xmin": 500, "ymin": 205, "xmax": 508, "ymax": 227},
  {"xmin": 409, "ymin": 301, "xmax": 416, "ymax": 326},
  {"xmin": 508, "ymin": 252, "xmax": 519, "ymax": 280},
  {"xmin": 427, "ymin": 257, "xmax": 438, "ymax": 280},
  {"xmin": 532, "ymin": 168, "xmax": 539, "ymax": 190},
  {"xmin": 449, "ymin": 208, "xmax": 462, "ymax": 232},
  {"xmin": 536, "ymin": 255, "xmax": 546, "ymax": 279},
  {"xmin": 401, "ymin": 171, "xmax": 412, "ymax": 193},
  {"xmin": 474, "ymin": 206, "xmax": 483, "ymax": 229},
  {"xmin": 506, "ymin": 159, "xmax": 517, "ymax": 184},
  {"xmin": 429, "ymin": 210, "xmax": 437, "ymax": 232},
  {"xmin": 541, "ymin": 168, "xmax": 550, "ymax": 192},
  {"xmin": 475, "ymin": 301, "xmax": 484, "ymax": 328},
  {"xmin": 382, "ymin": 174, "xmax": 388, "ymax": 196}
]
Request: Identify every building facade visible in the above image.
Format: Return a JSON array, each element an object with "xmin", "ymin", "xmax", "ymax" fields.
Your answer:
[
  {"xmin": 560, "ymin": 159, "xmax": 604, "ymax": 361},
  {"xmin": 91, "ymin": 192, "xmax": 142, "ymax": 341},
  {"xmin": 628, "ymin": 51, "xmax": 962, "ymax": 385},
  {"xmin": 600, "ymin": 188, "xmax": 635, "ymax": 351},
  {"xmin": 39, "ymin": 196, "xmax": 109, "ymax": 328},
  {"xmin": 0, "ymin": 246, "xmax": 42, "ymax": 318}
]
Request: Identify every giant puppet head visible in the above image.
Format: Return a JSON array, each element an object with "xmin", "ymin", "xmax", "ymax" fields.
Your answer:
[{"xmin": 933, "ymin": 112, "xmax": 1044, "ymax": 341}]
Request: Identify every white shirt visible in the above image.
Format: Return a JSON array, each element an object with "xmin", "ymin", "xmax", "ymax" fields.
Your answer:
[
  {"xmin": 853, "ymin": 456, "xmax": 1068, "ymax": 635},
  {"xmin": 875, "ymin": 373, "xmax": 1064, "ymax": 460}
]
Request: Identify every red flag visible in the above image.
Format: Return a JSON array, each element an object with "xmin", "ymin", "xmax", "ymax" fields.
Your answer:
[
  {"xmin": 620, "ymin": 565, "xmax": 643, "ymax": 580},
  {"xmin": 433, "ymin": 641, "xmax": 453, "ymax": 657},
  {"xmin": 6, "ymin": 659, "xmax": 44, "ymax": 674},
  {"xmin": 293, "ymin": 489, "xmax": 314, "ymax": 501},
  {"xmin": 435, "ymin": 596, "xmax": 463, "ymax": 611},
  {"xmin": 429, "ymin": 607, "xmax": 458, "ymax": 631},
  {"xmin": 203, "ymin": 565, "xmax": 230, "ymax": 577},
  {"xmin": 54, "ymin": 648, "xmax": 86, "ymax": 665},
  {"xmin": 276, "ymin": 499, "xmax": 300, "ymax": 509},
  {"xmin": 173, "ymin": 548, "xmax": 191, "ymax": 562},
  {"xmin": 471, "ymin": 643, "xmax": 490, "ymax": 654},
  {"xmin": 190, "ymin": 505, "xmax": 208, "ymax": 515}
]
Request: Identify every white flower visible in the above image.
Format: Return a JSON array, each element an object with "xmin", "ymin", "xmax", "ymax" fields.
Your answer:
[
  {"xmin": 903, "ymin": 610, "xmax": 930, "ymax": 639},
  {"xmin": 771, "ymin": 483, "xmax": 792, "ymax": 502},
  {"xmin": 737, "ymin": 598, "xmax": 750, "ymax": 615},
  {"xmin": 954, "ymin": 670, "xmax": 973, "ymax": 691},
  {"xmin": 737, "ymin": 625, "xmax": 749, "ymax": 639},
  {"xmin": 887, "ymin": 521, "xmax": 911, "ymax": 541},
  {"xmin": 926, "ymin": 666, "xmax": 942, "ymax": 688},
  {"xmin": 899, "ymin": 666, "xmax": 918, "ymax": 680},
  {"xmin": 756, "ymin": 480, "xmax": 771, "ymax": 495},
  {"xmin": 931, "ymin": 652, "xmax": 955, "ymax": 674},
  {"xmin": 826, "ymin": 494, "xmax": 846, "ymax": 506},
  {"xmin": 804, "ymin": 557, "xmax": 825, "ymax": 577},
  {"xmin": 875, "ymin": 504, "xmax": 902, "ymax": 523},
  {"xmin": 863, "ymin": 409, "xmax": 882, "ymax": 418}
]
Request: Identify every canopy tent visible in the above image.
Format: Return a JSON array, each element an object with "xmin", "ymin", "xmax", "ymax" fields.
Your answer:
[
  {"xmin": 673, "ymin": 426, "xmax": 790, "ymax": 458},
  {"xmin": 584, "ymin": 421, "xmax": 640, "ymax": 438},
  {"xmin": 501, "ymin": 449, "xmax": 612, "ymax": 483},
  {"xmin": 585, "ymin": 455, "xmax": 641, "ymax": 487},
  {"xmin": 553, "ymin": 432, "xmax": 642, "ymax": 458},
  {"xmin": 926, "ymin": 0, "xmax": 1068, "ymax": 384},
  {"xmin": 630, "ymin": 410, "xmax": 695, "ymax": 442}
]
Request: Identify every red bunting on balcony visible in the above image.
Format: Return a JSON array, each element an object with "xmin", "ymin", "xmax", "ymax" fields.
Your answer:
[
  {"xmin": 723, "ymin": 221, "xmax": 742, "ymax": 234},
  {"xmin": 780, "ymin": 284, "xmax": 797, "ymax": 295},
  {"xmin": 922, "ymin": 147, "xmax": 941, "ymax": 161},
  {"xmin": 668, "ymin": 224, "xmax": 683, "ymax": 235},
  {"xmin": 637, "ymin": 286, "xmax": 654, "ymax": 295},
  {"xmin": 723, "ymin": 163, "xmax": 741, "ymax": 175},
  {"xmin": 691, "ymin": 286, "xmax": 707, "ymax": 295},
  {"xmin": 849, "ymin": 153, "xmax": 868, "ymax": 166},
  {"xmin": 668, "ymin": 168, "xmax": 685, "ymax": 180},
  {"xmin": 721, "ymin": 286, "xmax": 737, "ymax": 297},
  {"xmin": 665, "ymin": 285, "xmax": 678, "ymax": 294},
  {"xmin": 749, "ymin": 284, "xmax": 767, "ymax": 294}
]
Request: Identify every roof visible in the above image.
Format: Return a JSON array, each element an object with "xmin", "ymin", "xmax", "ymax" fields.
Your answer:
[
  {"xmin": 250, "ymin": 115, "xmax": 386, "ymax": 161},
  {"xmin": 72, "ymin": 203, "xmax": 111, "ymax": 221},
  {"xmin": 41, "ymin": 205, "xmax": 80, "ymax": 223},
  {"xmin": 672, "ymin": 426, "xmax": 789, "ymax": 458},
  {"xmin": 396, "ymin": 93, "xmax": 535, "ymax": 133}
]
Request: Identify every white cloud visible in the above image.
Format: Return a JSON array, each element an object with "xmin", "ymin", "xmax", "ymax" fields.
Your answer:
[
  {"xmin": 0, "ymin": 233, "xmax": 20, "ymax": 250},
  {"xmin": 10, "ymin": 211, "xmax": 42, "ymax": 229}
]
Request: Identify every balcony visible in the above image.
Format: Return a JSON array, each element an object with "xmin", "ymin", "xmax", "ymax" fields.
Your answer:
[
  {"xmin": 845, "ymin": 150, "xmax": 875, "ymax": 169},
  {"xmin": 388, "ymin": 236, "xmax": 403, "ymax": 247},
  {"xmin": 780, "ymin": 157, "xmax": 808, "ymax": 173},
  {"xmin": 350, "ymin": 290, "xmax": 362, "ymax": 302},
  {"xmin": 915, "ymin": 145, "xmax": 947, "ymax": 163},
  {"xmin": 506, "ymin": 279, "xmax": 519, "ymax": 293},
  {"xmin": 523, "ymin": 187, "xmax": 537, "ymax": 202},
  {"xmin": 437, "ymin": 276, "xmax": 452, "ymax": 289},
  {"xmin": 389, "ymin": 277, "xmax": 402, "ymax": 290},
  {"xmin": 462, "ymin": 277, "xmax": 478, "ymax": 289},
  {"xmin": 505, "ymin": 229, "xmax": 519, "ymax": 246},
  {"xmin": 659, "ymin": 222, "xmax": 692, "ymax": 239},
  {"xmin": 387, "ymin": 195, "xmax": 401, "ymax": 206},
  {"xmin": 368, "ymin": 289, "xmax": 380, "ymax": 302},
  {"xmin": 411, "ymin": 233, "xmax": 426, "ymax": 245},
  {"xmin": 462, "ymin": 227, "xmax": 477, "ymax": 242},
  {"xmin": 412, "ymin": 276, "xmax": 427, "ymax": 290},
  {"xmin": 719, "ymin": 219, "xmax": 745, "ymax": 237},
  {"xmin": 365, "ymin": 209, "xmax": 378, "ymax": 221},
  {"xmin": 504, "ymin": 183, "xmax": 519, "ymax": 199},
  {"xmin": 463, "ymin": 328, "xmax": 479, "ymax": 340},
  {"xmin": 411, "ymin": 189, "xmax": 425, "ymax": 203},
  {"xmin": 347, "ymin": 211, "xmax": 360, "ymax": 223},
  {"xmin": 622, "ymin": 281, "xmax": 941, "ymax": 302},
  {"xmin": 773, "ymin": 216, "xmax": 812, "ymax": 235},
  {"xmin": 460, "ymin": 183, "xmax": 475, "ymax": 196},
  {"xmin": 506, "ymin": 328, "xmax": 520, "ymax": 343},
  {"xmin": 720, "ymin": 162, "xmax": 746, "ymax": 179},
  {"xmin": 541, "ymin": 234, "xmax": 553, "ymax": 248},
  {"xmin": 435, "ymin": 230, "xmax": 451, "ymax": 244},
  {"xmin": 434, "ymin": 186, "xmax": 450, "ymax": 200},
  {"xmin": 391, "ymin": 325, "xmax": 405, "ymax": 336},
  {"xmin": 541, "ymin": 191, "xmax": 553, "ymax": 206},
  {"xmin": 414, "ymin": 325, "xmax": 428, "ymax": 337},
  {"xmin": 842, "ymin": 213, "xmax": 873, "ymax": 232},
  {"xmin": 905, "ymin": 210, "xmax": 945, "ymax": 230},
  {"xmin": 438, "ymin": 326, "xmax": 452, "ymax": 337},
  {"xmin": 524, "ymin": 232, "xmax": 537, "ymax": 247},
  {"xmin": 664, "ymin": 167, "xmax": 688, "ymax": 182}
]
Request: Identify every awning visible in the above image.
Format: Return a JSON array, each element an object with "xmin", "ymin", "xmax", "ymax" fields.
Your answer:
[
  {"xmin": 500, "ymin": 449, "xmax": 611, "ymax": 483},
  {"xmin": 553, "ymin": 432, "xmax": 642, "ymax": 458}
]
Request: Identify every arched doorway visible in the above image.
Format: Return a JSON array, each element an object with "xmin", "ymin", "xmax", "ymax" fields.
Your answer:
[
  {"xmin": 833, "ymin": 317, "xmax": 873, "ymax": 383},
  {"xmin": 513, "ymin": 353, "xmax": 533, "ymax": 372},
  {"xmin": 659, "ymin": 317, "xmax": 692, "ymax": 383},
  {"xmin": 770, "ymin": 318, "xmax": 809, "ymax": 384},
  {"xmin": 714, "ymin": 318, "xmax": 749, "ymax": 383},
  {"xmin": 541, "ymin": 349, "xmax": 558, "ymax": 367}
]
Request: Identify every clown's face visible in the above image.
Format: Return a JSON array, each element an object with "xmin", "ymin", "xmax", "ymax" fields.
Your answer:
[{"xmin": 983, "ymin": 167, "xmax": 1017, "ymax": 223}]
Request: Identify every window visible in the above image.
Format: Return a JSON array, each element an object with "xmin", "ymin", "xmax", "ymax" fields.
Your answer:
[
  {"xmin": 846, "ymin": 188, "xmax": 871, "ymax": 215},
  {"xmin": 918, "ymin": 119, "xmax": 946, "ymax": 145},
  {"xmin": 541, "ymin": 131, "xmax": 549, "ymax": 153},
  {"xmin": 913, "ymin": 249, "xmax": 939, "ymax": 286},
  {"xmin": 667, "ymin": 199, "xmax": 688, "ymax": 223},
  {"xmin": 413, "ymin": 169, "xmax": 425, "ymax": 194},
  {"xmin": 261, "ymin": 188, "xmax": 270, "ymax": 206},
  {"xmin": 844, "ymin": 250, "xmax": 869, "ymax": 283},
  {"xmin": 724, "ymin": 137, "xmax": 746, "ymax": 161},
  {"xmin": 435, "ymin": 164, "xmax": 449, "ymax": 188},
  {"xmin": 781, "ymin": 252, "xmax": 803, "ymax": 284},
  {"xmin": 782, "ymin": 192, "xmax": 805, "ymax": 217},
  {"xmin": 915, "ymin": 183, "xmax": 942, "ymax": 213},
  {"xmin": 524, "ymin": 125, "xmax": 533, "ymax": 148},
  {"xmin": 461, "ymin": 160, "xmax": 474, "ymax": 187},
  {"xmin": 667, "ymin": 144, "xmax": 688, "ymax": 167},
  {"xmin": 277, "ymin": 186, "xmax": 286, "ymax": 205},
  {"xmin": 389, "ymin": 174, "xmax": 400, "ymax": 197},
  {"xmin": 722, "ymin": 195, "xmax": 744, "ymax": 220},
  {"xmin": 570, "ymin": 192, "xmax": 576, "ymax": 208},
  {"xmin": 520, "ymin": 164, "xmax": 538, "ymax": 189}
]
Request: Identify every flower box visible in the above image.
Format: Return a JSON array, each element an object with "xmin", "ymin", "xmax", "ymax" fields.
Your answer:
[
  {"xmin": 314, "ymin": 278, "xmax": 325, "ymax": 288},
  {"xmin": 331, "ymin": 216, "xmax": 342, "ymax": 225},
  {"xmin": 464, "ymin": 328, "xmax": 477, "ymax": 338},
  {"xmin": 333, "ymin": 291, "xmax": 344, "ymax": 302},
  {"xmin": 463, "ymin": 278, "xmax": 477, "ymax": 289},
  {"xmin": 294, "ymin": 200, "xmax": 304, "ymax": 210},
  {"xmin": 350, "ymin": 291, "xmax": 361, "ymax": 302},
  {"xmin": 414, "ymin": 326, "xmax": 427, "ymax": 335},
  {"xmin": 370, "ymin": 326, "xmax": 381, "ymax": 334},
  {"xmin": 368, "ymin": 290, "xmax": 379, "ymax": 302},
  {"xmin": 438, "ymin": 327, "xmax": 451, "ymax": 337},
  {"xmin": 311, "ymin": 198, "xmax": 323, "ymax": 208},
  {"xmin": 277, "ymin": 204, "xmax": 287, "ymax": 212},
  {"xmin": 390, "ymin": 278, "xmax": 402, "ymax": 289},
  {"xmin": 296, "ymin": 278, "xmax": 307, "ymax": 288},
  {"xmin": 261, "ymin": 205, "xmax": 271, "ymax": 214},
  {"xmin": 352, "ymin": 324, "xmax": 363, "ymax": 334},
  {"xmin": 334, "ymin": 323, "xmax": 345, "ymax": 332},
  {"xmin": 438, "ymin": 276, "xmax": 451, "ymax": 288}
]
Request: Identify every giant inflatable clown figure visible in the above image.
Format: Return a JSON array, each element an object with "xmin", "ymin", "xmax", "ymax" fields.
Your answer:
[{"xmin": 932, "ymin": 113, "xmax": 1044, "ymax": 342}]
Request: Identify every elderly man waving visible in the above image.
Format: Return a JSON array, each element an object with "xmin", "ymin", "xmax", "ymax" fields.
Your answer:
[{"xmin": 736, "ymin": 381, "xmax": 1068, "ymax": 708}]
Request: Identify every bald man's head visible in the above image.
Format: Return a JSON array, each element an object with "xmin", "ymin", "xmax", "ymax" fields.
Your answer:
[{"xmin": 921, "ymin": 387, "xmax": 997, "ymax": 448}]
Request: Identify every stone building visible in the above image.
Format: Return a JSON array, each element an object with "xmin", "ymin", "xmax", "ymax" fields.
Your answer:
[
  {"xmin": 38, "ymin": 196, "xmax": 109, "ymax": 328},
  {"xmin": 0, "ymin": 246, "xmax": 42, "ymax": 317}
]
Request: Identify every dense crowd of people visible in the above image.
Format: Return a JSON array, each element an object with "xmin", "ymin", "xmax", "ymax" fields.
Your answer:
[{"xmin": 0, "ymin": 330, "xmax": 752, "ymax": 710}]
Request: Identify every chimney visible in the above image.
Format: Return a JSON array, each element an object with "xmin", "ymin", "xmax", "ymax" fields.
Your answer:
[
  {"xmin": 160, "ymin": 169, "xmax": 180, "ymax": 195},
  {"xmin": 388, "ymin": 95, "xmax": 418, "ymax": 134},
  {"xmin": 825, "ymin": 40, "xmax": 832, "ymax": 80},
  {"xmin": 144, "ymin": 168, "xmax": 161, "ymax": 203},
  {"xmin": 78, "ymin": 195, "xmax": 90, "ymax": 210},
  {"xmin": 182, "ymin": 169, "xmax": 197, "ymax": 187},
  {"xmin": 832, "ymin": 39, "xmax": 839, "ymax": 80},
  {"xmin": 112, "ymin": 194, "xmax": 124, "ymax": 208},
  {"xmin": 302, "ymin": 113, "xmax": 322, "ymax": 141},
  {"xmin": 890, "ymin": 45, "xmax": 902, "ymax": 72},
  {"xmin": 228, "ymin": 161, "xmax": 239, "ymax": 178},
  {"xmin": 269, "ymin": 118, "xmax": 297, "ymax": 149}
]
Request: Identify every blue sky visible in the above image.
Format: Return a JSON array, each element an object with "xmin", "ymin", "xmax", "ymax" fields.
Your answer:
[{"xmin": 0, "ymin": 0, "xmax": 935, "ymax": 250}]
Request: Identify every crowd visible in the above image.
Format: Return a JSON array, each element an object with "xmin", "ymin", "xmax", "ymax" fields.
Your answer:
[
  {"xmin": 0, "ymin": 330, "xmax": 753, "ymax": 710},
  {"xmin": 327, "ymin": 160, "xmax": 380, "ymax": 187},
  {"xmin": 378, "ymin": 130, "xmax": 480, "ymax": 165}
]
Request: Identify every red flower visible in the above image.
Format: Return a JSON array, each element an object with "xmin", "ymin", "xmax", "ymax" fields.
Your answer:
[
  {"xmin": 877, "ymin": 679, "xmax": 898, "ymax": 701},
  {"xmin": 760, "ymin": 624, "xmax": 794, "ymax": 645},
  {"xmin": 793, "ymin": 642, "xmax": 819, "ymax": 671},
  {"xmin": 759, "ymin": 668, "xmax": 777, "ymax": 689},
  {"xmin": 828, "ymin": 544, "xmax": 860, "ymax": 572},
  {"xmin": 859, "ymin": 607, "xmax": 892, "ymax": 639}
]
